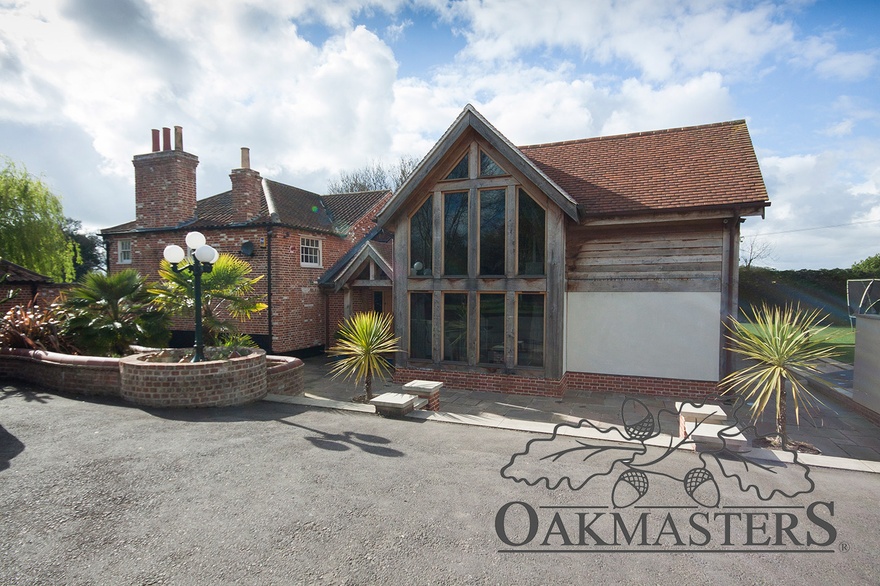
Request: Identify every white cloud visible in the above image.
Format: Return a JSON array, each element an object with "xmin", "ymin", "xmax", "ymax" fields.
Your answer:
[
  {"xmin": 438, "ymin": 0, "xmax": 796, "ymax": 82},
  {"xmin": 747, "ymin": 147, "xmax": 880, "ymax": 269}
]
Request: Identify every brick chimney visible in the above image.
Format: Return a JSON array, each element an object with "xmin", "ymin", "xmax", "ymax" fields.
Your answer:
[
  {"xmin": 133, "ymin": 126, "xmax": 198, "ymax": 229},
  {"xmin": 229, "ymin": 147, "xmax": 263, "ymax": 223}
]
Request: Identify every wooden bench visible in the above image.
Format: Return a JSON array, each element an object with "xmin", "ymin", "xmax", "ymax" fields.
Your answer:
[{"xmin": 402, "ymin": 380, "xmax": 443, "ymax": 411}]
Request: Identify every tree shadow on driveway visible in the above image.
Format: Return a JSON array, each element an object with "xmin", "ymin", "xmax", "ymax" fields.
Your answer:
[
  {"xmin": 1, "ymin": 382, "xmax": 54, "ymax": 404},
  {"xmin": 275, "ymin": 419, "xmax": 404, "ymax": 457},
  {"xmin": 140, "ymin": 400, "xmax": 405, "ymax": 457},
  {"xmin": 0, "ymin": 424, "xmax": 25, "ymax": 472}
]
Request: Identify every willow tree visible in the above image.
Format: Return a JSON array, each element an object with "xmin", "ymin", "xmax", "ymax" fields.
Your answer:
[{"xmin": 0, "ymin": 158, "xmax": 77, "ymax": 282}]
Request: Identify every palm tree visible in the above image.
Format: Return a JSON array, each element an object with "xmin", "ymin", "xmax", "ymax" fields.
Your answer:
[
  {"xmin": 720, "ymin": 303, "xmax": 839, "ymax": 448},
  {"xmin": 328, "ymin": 311, "xmax": 400, "ymax": 401},
  {"xmin": 149, "ymin": 254, "xmax": 267, "ymax": 345},
  {"xmin": 63, "ymin": 269, "xmax": 170, "ymax": 355}
]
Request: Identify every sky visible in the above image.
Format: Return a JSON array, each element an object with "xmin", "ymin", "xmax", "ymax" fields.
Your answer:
[{"xmin": 1, "ymin": 0, "xmax": 878, "ymax": 270}]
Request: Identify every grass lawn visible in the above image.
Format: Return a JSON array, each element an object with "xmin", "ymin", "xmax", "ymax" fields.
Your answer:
[
  {"xmin": 736, "ymin": 324, "xmax": 855, "ymax": 365},
  {"xmin": 818, "ymin": 326, "xmax": 855, "ymax": 364}
]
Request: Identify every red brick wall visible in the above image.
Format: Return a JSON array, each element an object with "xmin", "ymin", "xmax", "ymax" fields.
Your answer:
[
  {"xmin": 266, "ymin": 356, "xmax": 304, "ymax": 396},
  {"xmin": 393, "ymin": 367, "xmax": 720, "ymax": 400},
  {"xmin": 0, "ymin": 348, "xmax": 120, "ymax": 397},
  {"xmin": 119, "ymin": 349, "xmax": 267, "ymax": 407}
]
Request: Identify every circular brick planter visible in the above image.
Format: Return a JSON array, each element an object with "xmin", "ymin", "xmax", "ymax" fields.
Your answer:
[{"xmin": 119, "ymin": 348, "xmax": 267, "ymax": 408}]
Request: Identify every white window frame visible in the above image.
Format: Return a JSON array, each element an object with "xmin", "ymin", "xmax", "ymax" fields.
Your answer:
[
  {"xmin": 117, "ymin": 240, "xmax": 132, "ymax": 264},
  {"xmin": 300, "ymin": 237, "xmax": 322, "ymax": 268}
]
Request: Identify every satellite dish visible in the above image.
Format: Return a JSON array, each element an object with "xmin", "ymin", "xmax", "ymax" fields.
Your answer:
[{"xmin": 240, "ymin": 241, "xmax": 255, "ymax": 257}]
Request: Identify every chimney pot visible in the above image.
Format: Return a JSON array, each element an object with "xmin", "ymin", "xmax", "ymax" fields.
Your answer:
[
  {"xmin": 162, "ymin": 127, "xmax": 171, "ymax": 151},
  {"xmin": 151, "ymin": 129, "xmax": 160, "ymax": 152},
  {"xmin": 241, "ymin": 147, "xmax": 250, "ymax": 169},
  {"xmin": 174, "ymin": 126, "xmax": 183, "ymax": 151}
]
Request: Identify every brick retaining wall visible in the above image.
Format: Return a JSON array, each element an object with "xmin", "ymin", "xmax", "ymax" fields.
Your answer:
[
  {"xmin": 0, "ymin": 348, "xmax": 303, "ymax": 407},
  {"xmin": 119, "ymin": 350, "xmax": 267, "ymax": 407},
  {"xmin": 0, "ymin": 348, "xmax": 120, "ymax": 396},
  {"xmin": 267, "ymin": 356, "xmax": 305, "ymax": 396}
]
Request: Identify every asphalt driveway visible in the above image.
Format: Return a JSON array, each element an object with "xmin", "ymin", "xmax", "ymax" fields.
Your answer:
[{"xmin": 2, "ymin": 383, "xmax": 879, "ymax": 585}]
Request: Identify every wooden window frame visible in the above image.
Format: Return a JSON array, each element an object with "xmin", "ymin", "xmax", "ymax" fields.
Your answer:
[{"xmin": 300, "ymin": 237, "xmax": 322, "ymax": 268}]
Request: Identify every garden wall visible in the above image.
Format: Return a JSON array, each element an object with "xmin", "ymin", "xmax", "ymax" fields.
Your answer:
[
  {"xmin": 0, "ymin": 348, "xmax": 303, "ymax": 407},
  {"xmin": 0, "ymin": 348, "xmax": 120, "ymax": 396}
]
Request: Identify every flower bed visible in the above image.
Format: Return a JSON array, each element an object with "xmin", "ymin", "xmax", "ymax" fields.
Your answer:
[{"xmin": 119, "ymin": 349, "xmax": 267, "ymax": 407}]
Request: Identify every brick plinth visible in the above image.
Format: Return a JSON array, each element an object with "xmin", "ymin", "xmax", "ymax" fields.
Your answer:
[
  {"xmin": 393, "ymin": 366, "xmax": 719, "ymax": 400},
  {"xmin": 119, "ymin": 349, "xmax": 267, "ymax": 408}
]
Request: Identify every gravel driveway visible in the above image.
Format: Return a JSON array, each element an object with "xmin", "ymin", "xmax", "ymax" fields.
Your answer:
[{"xmin": 2, "ymin": 383, "xmax": 879, "ymax": 585}]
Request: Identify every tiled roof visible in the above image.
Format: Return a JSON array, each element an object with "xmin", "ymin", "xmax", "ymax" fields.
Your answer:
[
  {"xmin": 519, "ymin": 120, "xmax": 769, "ymax": 216},
  {"xmin": 187, "ymin": 189, "xmax": 270, "ymax": 228},
  {"xmin": 322, "ymin": 190, "xmax": 388, "ymax": 229},
  {"xmin": 102, "ymin": 181, "xmax": 389, "ymax": 236},
  {"xmin": 264, "ymin": 180, "xmax": 332, "ymax": 232},
  {"xmin": 0, "ymin": 259, "xmax": 53, "ymax": 283}
]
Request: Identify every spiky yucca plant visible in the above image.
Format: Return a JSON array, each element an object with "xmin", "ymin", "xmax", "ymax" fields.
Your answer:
[
  {"xmin": 328, "ymin": 311, "xmax": 400, "ymax": 401},
  {"xmin": 720, "ymin": 303, "xmax": 839, "ymax": 447}
]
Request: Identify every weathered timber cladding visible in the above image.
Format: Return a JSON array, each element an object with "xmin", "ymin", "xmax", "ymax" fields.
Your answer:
[{"xmin": 566, "ymin": 222, "xmax": 725, "ymax": 292}]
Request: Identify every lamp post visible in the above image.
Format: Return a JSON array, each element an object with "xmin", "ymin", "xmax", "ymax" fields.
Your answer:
[{"xmin": 163, "ymin": 231, "xmax": 219, "ymax": 362}]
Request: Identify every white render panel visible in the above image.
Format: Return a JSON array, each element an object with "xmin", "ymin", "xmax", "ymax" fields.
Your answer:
[{"xmin": 565, "ymin": 291, "xmax": 721, "ymax": 381}]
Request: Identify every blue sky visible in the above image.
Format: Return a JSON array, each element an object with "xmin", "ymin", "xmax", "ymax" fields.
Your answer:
[{"xmin": 1, "ymin": 0, "xmax": 878, "ymax": 269}]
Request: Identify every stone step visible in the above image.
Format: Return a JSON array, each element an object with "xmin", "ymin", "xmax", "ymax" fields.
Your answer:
[
  {"xmin": 370, "ymin": 392, "xmax": 417, "ymax": 418},
  {"xmin": 683, "ymin": 421, "xmax": 749, "ymax": 452},
  {"xmin": 675, "ymin": 401, "xmax": 728, "ymax": 425}
]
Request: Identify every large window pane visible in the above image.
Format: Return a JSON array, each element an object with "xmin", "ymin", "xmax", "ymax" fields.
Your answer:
[
  {"xmin": 443, "ymin": 293, "xmax": 468, "ymax": 362},
  {"xmin": 480, "ymin": 151, "xmax": 505, "ymax": 177},
  {"xmin": 517, "ymin": 294, "xmax": 544, "ymax": 367},
  {"xmin": 445, "ymin": 155, "xmax": 468, "ymax": 180},
  {"xmin": 479, "ymin": 294, "xmax": 505, "ymax": 364},
  {"xmin": 518, "ymin": 189, "xmax": 545, "ymax": 275},
  {"xmin": 410, "ymin": 293, "xmax": 432, "ymax": 360},
  {"xmin": 410, "ymin": 197, "xmax": 433, "ymax": 276},
  {"xmin": 479, "ymin": 189, "xmax": 505, "ymax": 275},
  {"xmin": 444, "ymin": 191, "xmax": 468, "ymax": 275}
]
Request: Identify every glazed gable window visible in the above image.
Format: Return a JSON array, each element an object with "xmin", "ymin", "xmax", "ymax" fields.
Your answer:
[
  {"xmin": 518, "ymin": 189, "xmax": 545, "ymax": 275},
  {"xmin": 444, "ymin": 191, "xmax": 468, "ymax": 275},
  {"xmin": 410, "ymin": 292, "xmax": 432, "ymax": 360},
  {"xmin": 479, "ymin": 189, "xmax": 505, "ymax": 275},
  {"xmin": 410, "ymin": 198, "xmax": 433, "ymax": 276},
  {"xmin": 403, "ymin": 142, "xmax": 549, "ymax": 371}
]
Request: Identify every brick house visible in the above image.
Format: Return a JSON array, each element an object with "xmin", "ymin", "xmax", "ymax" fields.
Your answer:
[
  {"xmin": 376, "ymin": 105, "xmax": 770, "ymax": 399},
  {"xmin": 102, "ymin": 126, "xmax": 391, "ymax": 354},
  {"xmin": 103, "ymin": 105, "xmax": 769, "ymax": 399}
]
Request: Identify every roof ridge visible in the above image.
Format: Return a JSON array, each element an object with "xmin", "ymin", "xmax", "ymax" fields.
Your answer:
[
  {"xmin": 321, "ymin": 189, "xmax": 389, "ymax": 198},
  {"xmin": 519, "ymin": 119, "xmax": 748, "ymax": 150}
]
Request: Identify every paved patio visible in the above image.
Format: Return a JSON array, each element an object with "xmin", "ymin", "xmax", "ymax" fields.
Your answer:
[{"xmin": 301, "ymin": 356, "xmax": 880, "ymax": 462}]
